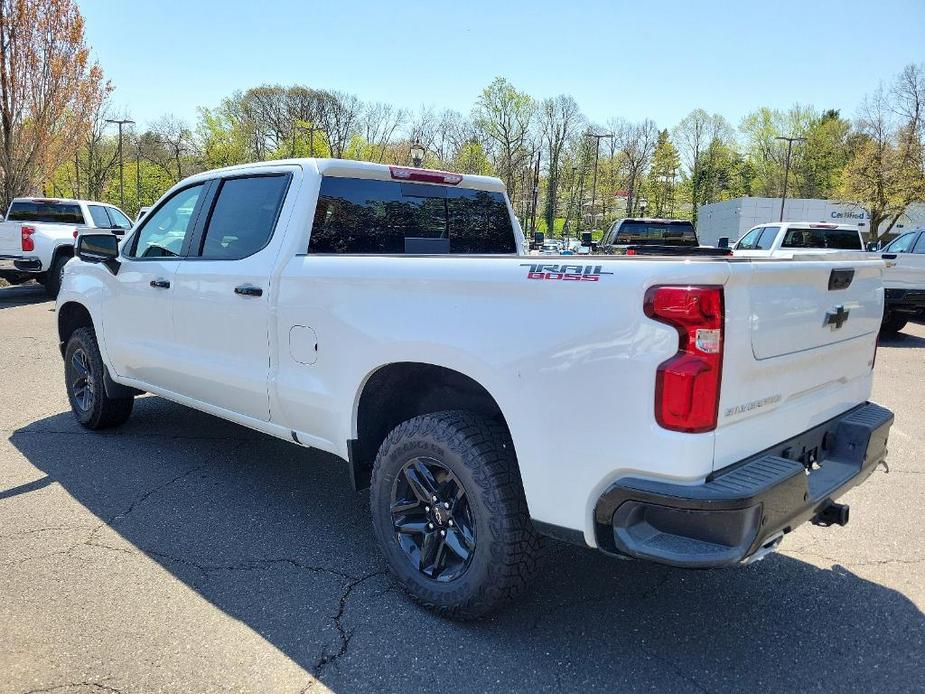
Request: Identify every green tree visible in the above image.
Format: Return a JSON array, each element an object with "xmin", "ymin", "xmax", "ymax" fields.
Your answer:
[
  {"xmin": 644, "ymin": 129, "xmax": 680, "ymax": 217},
  {"xmin": 472, "ymin": 77, "xmax": 535, "ymax": 200}
]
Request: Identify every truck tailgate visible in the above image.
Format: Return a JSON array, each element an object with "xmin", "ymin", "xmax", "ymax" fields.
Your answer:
[{"xmin": 714, "ymin": 257, "xmax": 884, "ymax": 471}]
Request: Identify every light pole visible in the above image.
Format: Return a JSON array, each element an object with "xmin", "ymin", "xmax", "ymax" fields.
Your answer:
[
  {"xmin": 410, "ymin": 141, "xmax": 425, "ymax": 167},
  {"xmin": 775, "ymin": 135, "xmax": 806, "ymax": 222},
  {"xmin": 586, "ymin": 132, "xmax": 613, "ymax": 232},
  {"xmin": 105, "ymin": 118, "xmax": 135, "ymax": 209}
]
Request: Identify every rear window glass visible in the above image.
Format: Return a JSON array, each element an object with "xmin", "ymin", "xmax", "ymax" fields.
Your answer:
[
  {"xmin": 8, "ymin": 200, "xmax": 84, "ymax": 224},
  {"xmin": 612, "ymin": 221, "xmax": 697, "ymax": 246},
  {"xmin": 308, "ymin": 177, "xmax": 516, "ymax": 254},
  {"xmin": 781, "ymin": 227, "xmax": 862, "ymax": 250}
]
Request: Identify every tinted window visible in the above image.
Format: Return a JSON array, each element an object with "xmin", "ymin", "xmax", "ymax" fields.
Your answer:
[
  {"xmin": 884, "ymin": 232, "xmax": 916, "ymax": 253},
  {"xmin": 198, "ymin": 175, "xmax": 290, "ymax": 260},
  {"xmin": 736, "ymin": 228, "xmax": 762, "ymax": 250},
  {"xmin": 88, "ymin": 205, "xmax": 112, "ymax": 228},
  {"xmin": 781, "ymin": 227, "xmax": 862, "ymax": 250},
  {"xmin": 308, "ymin": 177, "xmax": 516, "ymax": 254},
  {"xmin": 106, "ymin": 207, "xmax": 132, "ymax": 230},
  {"xmin": 755, "ymin": 225, "xmax": 779, "ymax": 250},
  {"xmin": 913, "ymin": 233, "xmax": 925, "ymax": 254},
  {"xmin": 613, "ymin": 220, "xmax": 697, "ymax": 246},
  {"xmin": 129, "ymin": 184, "xmax": 204, "ymax": 258},
  {"xmin": 8, "ymin": 200, "xmax": 84, "ymax": 224}
]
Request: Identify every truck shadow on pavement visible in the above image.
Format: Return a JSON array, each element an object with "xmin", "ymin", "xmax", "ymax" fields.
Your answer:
[
  {"xmin": 9, "ymin": 396, "xmax": 925, "ymax": 693},
  {"xmin": 0, "ymin": 283, "xmax": 50, "ymax": 310}
]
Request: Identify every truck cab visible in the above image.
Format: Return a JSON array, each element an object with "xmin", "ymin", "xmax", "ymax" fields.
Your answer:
[
  {"xmin": 878, "ymin": 228, "xmax": 925, "ymax": 333},
  {"xmin": 732, "ymin": 222, "xmax": 864, "ymax": 258}
]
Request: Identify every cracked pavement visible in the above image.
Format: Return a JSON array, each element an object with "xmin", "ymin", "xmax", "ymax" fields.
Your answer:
[{"xmin": 1, "ymin": 283, "xmax": 923, "ymax": 693}]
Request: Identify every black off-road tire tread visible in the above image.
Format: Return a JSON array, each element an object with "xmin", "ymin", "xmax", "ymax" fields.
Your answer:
[
  {"xmin": 370, "ymin": 410, "xmax": 541, "ymax": 620},
  {"xmin": 880, "ymin": 311, "xmax": 907, "ymax": 334},
  {"xmin": 44, "ymin": 254, "xmax": 69, "ymax": 298},
  {"xmin": 66, "ymin": 327, "xmax": 134, "ymax": 430}
]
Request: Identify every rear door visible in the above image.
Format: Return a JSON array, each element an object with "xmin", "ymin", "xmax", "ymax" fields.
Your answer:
[
  {"xmin": 168, "ymin": 169, "xmax": 296, "ymax": 421},
  {"xmin": 713, "ymin": 256, "xmax": 883, "ymax": 470}
]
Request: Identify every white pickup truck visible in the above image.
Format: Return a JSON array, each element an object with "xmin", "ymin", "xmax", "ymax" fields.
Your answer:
[
  {"xmin": 57, "ymin": 159, "xmax": 893, "ymax": 618},
  {"xmin": 732, "ymin": 222, "xmax": 864, "ymax": 257},
  {"xmin": 0, "ymin": 197, "xmax": 133, "ymax": 296},
  {"xmin": 877, "ymin": 228, "xmax": 925, "ymax": 334}
]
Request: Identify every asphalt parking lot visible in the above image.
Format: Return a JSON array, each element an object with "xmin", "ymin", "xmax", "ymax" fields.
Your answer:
[{"xmin": 0, "ymin": 283, "xmax": 923, "ymax": 694}]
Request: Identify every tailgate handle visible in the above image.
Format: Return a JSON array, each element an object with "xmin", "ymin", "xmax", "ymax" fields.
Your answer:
[{"xmin": 828, "ymin": 268, "xmax": 854, "ymax": 291}]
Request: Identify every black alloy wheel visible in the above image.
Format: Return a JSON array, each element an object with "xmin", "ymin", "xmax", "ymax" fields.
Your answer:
[
  {"xmin": 391, "ymin": 457, "xmax": 476, "ymax": 582},
  {"xmin": 67, "ymin": 347, "xmax": 95, "ymax": 413}
]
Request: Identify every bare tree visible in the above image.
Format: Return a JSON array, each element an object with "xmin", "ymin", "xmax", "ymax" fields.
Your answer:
[
  {"xmin": 540, "ymin": 94, "xmax": 584, "ymax": 233},
  {"xmin": 0, "ymin": 0, "xmax": 108, "ymax": 208},
  {"xmin": 145, "ymin": 115, "xmax": 195, "ymax": 183},
  {"xmin": 613, "ymin": 118, "xmax": 658, "ymax": 216},
  {"xmin": 673, "ymin": 109, "xmax": 733, "ymax": 223},
  {"xmin": 318, "ymin": 90, "xmax": 361, "ymax": 158},
  {"xmin": 361, "ymin": 101, "xmax": 406, "ymax": 162}
]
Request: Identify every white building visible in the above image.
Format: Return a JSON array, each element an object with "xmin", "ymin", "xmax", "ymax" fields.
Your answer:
[{"xmin": 695, "ymin": 197, "xmax": 925, "ymax": 247}]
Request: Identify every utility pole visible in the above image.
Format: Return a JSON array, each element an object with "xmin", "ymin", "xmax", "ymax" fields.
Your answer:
[
  {"xmin": 135, "ymin": 140, "xmax": 141, "ymax": 212},
  {"xmin": 105, "ymin": 118, "xmax": 135, "ymax": 209},
  {"xmin": 530, "ymin": 151, "xmax": 540, "ymax": 234},
  {"xmin": 586, "ymin": 132, "xmax": 613, "ymax": 232},
  {"xmin": 775, "ymin": 135, "xmax": 805, "ymax": 222}
]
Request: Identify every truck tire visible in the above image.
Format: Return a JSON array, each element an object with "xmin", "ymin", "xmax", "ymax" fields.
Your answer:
[
  {"xmin": 880, "ymin": 311, "xmax": 907, "ymax": 335},
  {"xmin": 64, "ymin": 327, "xmax": 134, "ymax": 429},
  {"xmin": 370, "ymin": 410, "xmax": 540, "ymax": 619},
  {"xmin": 44, "ymin": 253, "xmax": 70, "ymax": 298}
]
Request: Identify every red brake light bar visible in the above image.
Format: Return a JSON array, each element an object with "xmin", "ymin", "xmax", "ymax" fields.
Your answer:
[{"xmin": 389, "ymin": 166, "xmax": 463, "ymax": 185}]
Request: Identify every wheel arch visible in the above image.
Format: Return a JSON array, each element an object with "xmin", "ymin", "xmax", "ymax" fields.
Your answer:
[
  {"xmin": 57, "ymin": 301, "xmax": 97, "ymax": 357},
  {"xmin": 349, "ymin": 361, "xmax": 516, "ymax": 491}
]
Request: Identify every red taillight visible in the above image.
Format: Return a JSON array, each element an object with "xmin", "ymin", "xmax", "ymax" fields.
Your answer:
[
  {"xmin": 389, "ymin": 166, "xmax": 463, "ymax": 185},
  {"xmin": 73, "ymin": 228, "xmax": 79, "ymax": 239},
  {"xmin": 644, "ymin": 285, "xmax": 724, "ymax": 433},
  {"xmin": 21, "ymin": 225, "xmax": 35, "ymax": 252}
]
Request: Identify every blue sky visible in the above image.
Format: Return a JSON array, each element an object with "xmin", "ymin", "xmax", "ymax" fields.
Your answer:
[{"xmin": 82, "ymin": 0, "xmax": 924, "ymax": 131}]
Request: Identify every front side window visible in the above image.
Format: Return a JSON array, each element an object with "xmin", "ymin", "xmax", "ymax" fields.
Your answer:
[
  {"xmin": 106, "ymin": 207, "xmax": 133, "ymax": 230},
  {"xmin": 308, "ymin": 177, "xmax": 516, "ymax": 254},
  {"xmin": 736, "ymin": 228, "xmax": 762, "ymax": 250},
  {"xmin": 883, "ymin": 232, "xmax": 916, "ymax": 253},
  {"xmin": 128, "ymin": 184, "xmax": 204, "ymax": 259},
  {"xmin": 198, "ymin": 175, "xmax": 290, "ymax": 260}
]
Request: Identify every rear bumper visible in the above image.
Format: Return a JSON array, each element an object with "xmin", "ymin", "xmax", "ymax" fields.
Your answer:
[
  {"xmin": 0, "ymin": 255, "xmax": 42, "ymax": 272},
  {"xmin": 593, "ymin": 402, "xmax": 893, "ymax": 568},
  {"xmin": 885, "ymin": 288, "xmax": 925, "ymax": 314}
]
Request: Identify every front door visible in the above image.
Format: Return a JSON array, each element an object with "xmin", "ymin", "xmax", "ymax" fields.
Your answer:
[
  {"xmin": 168, "ymin": 171, "xmax": 294, "ymax": 422},
  {"xmin": 102, "ymin": 183, "xmax": 207, "ymax": 385}
]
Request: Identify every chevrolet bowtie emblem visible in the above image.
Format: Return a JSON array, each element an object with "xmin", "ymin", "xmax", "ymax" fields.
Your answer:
[{"xmin": 824, "ymin": 305, "xmax": 850, "ymax": 329}]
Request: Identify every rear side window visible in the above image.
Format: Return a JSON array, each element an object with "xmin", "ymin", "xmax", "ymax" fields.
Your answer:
[
  {"xmin": 8, "ymin": 201, "xmax": 85, "ymax": 224},
  {"xmin": 913, "ymin": 233, "xmax": 925, "ymax": 254},
  {"xmin": 198, "ymin": 175, "xmax": 290, "ymax": 260},
  {"xmin": 781, "ymin": 227, "xmax": 861, "ymax": 250},
  {"xmin": 88, "ymin": 205, "xmax": 112, "ymax": 228},
  {"xmin": 308, "ymin": 177, "xmax": 516, "ymax": 254},
  {"xmin": 754, "ymin": 226, "xmax": 779, "ymax": 250}
]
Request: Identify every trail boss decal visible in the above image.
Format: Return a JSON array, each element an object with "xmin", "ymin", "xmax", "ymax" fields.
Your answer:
[{"xmin": 520, "ymin": 263, "xmax": 614, "ymax": 282}]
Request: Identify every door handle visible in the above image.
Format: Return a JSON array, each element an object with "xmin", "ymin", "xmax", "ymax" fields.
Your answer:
[
  {"xmin": 234, "ymin": 285, "xmax": 263, "ymax": 297},
  {"xmin": 150, "ymin": 279, "xmax": 170, "ymax": 289},
  {"xmin": 881, "ymin": 254, "xmax": 897, "ymax": 260}
]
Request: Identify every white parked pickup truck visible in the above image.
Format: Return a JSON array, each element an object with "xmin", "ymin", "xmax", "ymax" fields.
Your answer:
[
  {"xmin": 877, "ymin": 228, "xmax": 925, "ymax": 334},
  {"xmin": 56, "ymin": 159, "xmax": 894, "ymax": 618},
  {"xmin": 732, "ymin": 222, "xmax": 864, "ymax": 257},
  {"xmin": 0, "ymin": 197, "xmax": 133, "ymax": 296}
]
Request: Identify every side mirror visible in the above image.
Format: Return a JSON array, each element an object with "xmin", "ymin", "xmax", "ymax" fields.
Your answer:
[
  {"xmin": 866, "ymin": 241, "xmax": 880, "ymax": 252},
  {"xmin": 717, "ymin": 237, "xmax": 730, "ymax": 249},
  {"xmin": 581, "ymin": 231, "xmax": 593, "ymax": 246},
  {"xmin": 533, "ymin": 232, "xmax": 545, "ymax": 245},
  {"xmin": 77, "ymin": 233, "xmax": 120, "ymax": 273}
]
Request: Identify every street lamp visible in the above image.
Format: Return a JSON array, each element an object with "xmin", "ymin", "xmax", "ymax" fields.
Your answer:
[
  {"xmin": 638, "ymin": 198, "xmax": 648, "ymax": 217},
  {"xmin": 105, "ymin": 118, "xmax": 135, "ymax": 209},
  {"xmin": 410, "ymin": 141, "xmax": 425, "ymax": 167},
  {"xmin": 775, "ymin": 135, "xmax": 806, "ymax": 222}
]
